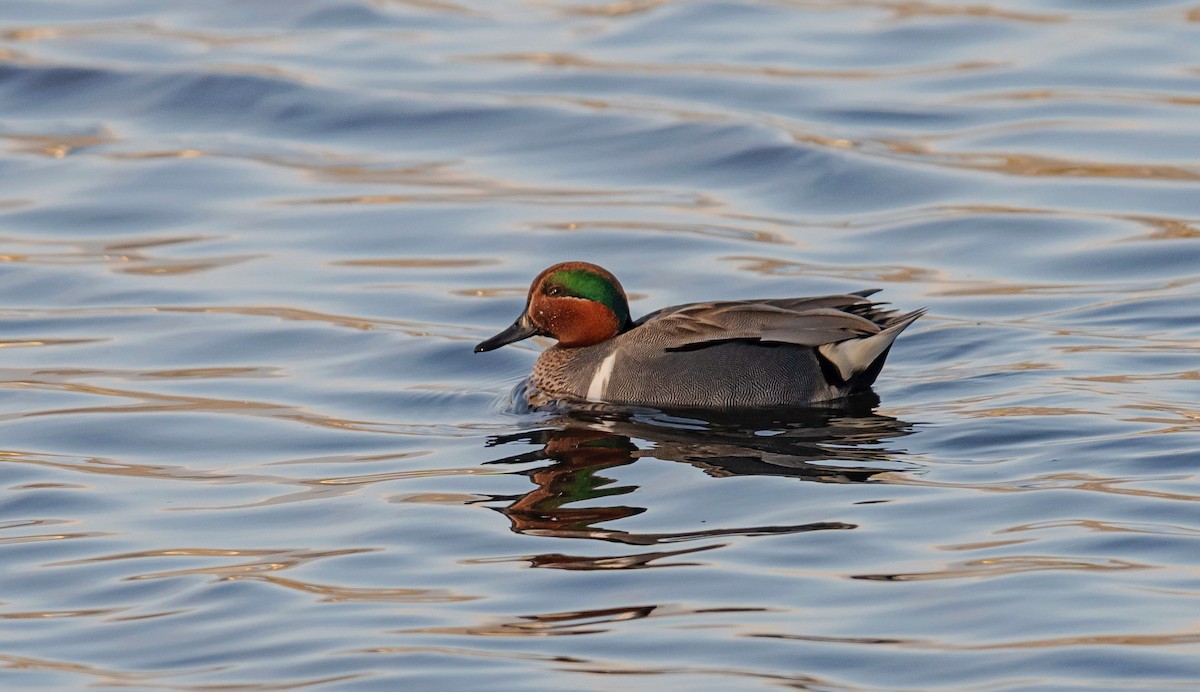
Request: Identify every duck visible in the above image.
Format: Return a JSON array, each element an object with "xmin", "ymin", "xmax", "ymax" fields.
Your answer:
[{"xmin": 475, "ymin": 261, "xmax": 924, "ymax": 409}]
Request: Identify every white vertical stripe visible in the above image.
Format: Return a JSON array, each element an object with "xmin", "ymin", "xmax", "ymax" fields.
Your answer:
[{"xmin": 586, "ymin": 351, "xmax": 619, "ymax": 402}]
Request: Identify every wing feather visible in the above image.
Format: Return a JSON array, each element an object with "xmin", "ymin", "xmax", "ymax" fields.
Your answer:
[{"xmin": 635, "ymin": 294, "xmax": 901, "ymax": 350}]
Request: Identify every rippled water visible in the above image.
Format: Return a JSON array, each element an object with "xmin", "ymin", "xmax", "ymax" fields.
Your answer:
[{"xmin": 2, "ymin": 1, "xmax": 1199, "ymax": 689}]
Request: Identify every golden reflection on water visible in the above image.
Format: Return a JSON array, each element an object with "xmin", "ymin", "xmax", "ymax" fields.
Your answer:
[
  {"xmin": 534, "ymin": 219, "xmax": 789, "ymax": 245},
  {"xmin": 452, "ymin": 286, "xmax": 527, "ymax": 299},
  {"xmin": 1075, "ymin": 371, "xmax": 1200, "ymax": 384},
  {"xmin": 1121, "ymin": 216, "xmax": 1200, "ymax": 241},
  {"xmin": 0, "ymin": 653, "xmax": 161, "ymax": 687},
  {"xmin": 160, "ymin": 305, "xmax": 489, "ymax": 348},
  {"xmin": 49, "ymin": 546, "xmax": 476, "ymax": 605},
  {"xmin": 378, "ymin": 0, "xmax": 488, "ymax": 18},
  {"xmin": 1002, "ymin": 519, "xmax": 1200, "ymax": 539},
  {"xmin": 554, "ymin": 0, "xmax": 669, "ymax": 18},
  {"xmin": 876, "ymin": 0, "xmax": 1067, "ymax": 23},
  {"xmin": 0, "ymin": 339, "xmax": 102, "ymax": 349},
  {"xmin": 0, "ymin": 445, "xmax": 509, "ymax": 509},
  {"xmin": 851, "ymin": 555, "xmax": 1150, "ymax": 582},
  {"xmin": 98, "ymin": 133, "xmax": 1200, "ymax": 205},
  {"xmin": 331, "ymin": 257, "xmax": 500, "ymax": 268},
  {"xmin": 0, "ymin": 609, "xmax": 120, "ymax": 620},
  {"xmin": 1122, "ymin": 402, "xmax": 1200, "ymax": 435},
  {"xmin": 726, "ymin": 255, "xmax": 938, "ymax": 283},
  {"xmin": 885, "ymin": 472, "xmax": 1200, "ymax": 503},
  {"xmin": 956, "ymin": 631, "xmax": 1200, "ymax": 650},
  {"xmin": 0, "ymin": 531, "xmax": 108, "ymax": 546},
  {"xmin": 285, "ymin": 188, "xmax": 711, "ymax": 208},
  {"xmin": 0, "ymin": 232, "xmax": 256, "ymax": 277},
  {"xmin": 1, "ymin": 379, "xmax": 399, "ymax": 435},
  {"xmin": 935, "ymin": 537, "xmax": 1031, "ymax": 552},
  {"xmin": 968, "ymin": 87, "xmax": 1200, "ymax": 108},
  {"xmin": 0, "ymin": 21, "xmax": 281, "ymax": 49},
  {"xmin": 885, "ymin": 144, "xmax": 1200, "ymax": 182},
  {"xmin": 465, "ymin": 50, "xmax": 1001, "ymax": 81},
  {"xmin": 968, "ymin": 154, "xmax": 1200, "ymax": 182},
  {"xmin": 220, "ymin": 575, "xmax": 476, "ymax": 603},
  {"xmin": 2, "ymin": 130, "xmax": 118, "ymax": 159},
  {"xmin": 956, "ymin": 405, "xmax": 1098, "ymax": 419},
  {"xmin": 0, "ymin": 650, "xmax": 359, "ymax": 689},
  {"xmin": 109, "ymin": 146, "xmax": 725, "ymax": 215},
  {"xmin": 748, "ymin": 628, "xmax": 1200, "ymax": 651},
  {"xmin": 119, "ymin": 255, "xmax": 262, "ymax": 276},
  {"xmin": 938, "ymin": 206, "xmax": 1200, "ymax": 244}
]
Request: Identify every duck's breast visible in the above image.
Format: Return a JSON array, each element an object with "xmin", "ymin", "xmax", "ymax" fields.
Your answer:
[{"xmin": 528, "ymin": 341, "xmax": 619, "ymax": 403}]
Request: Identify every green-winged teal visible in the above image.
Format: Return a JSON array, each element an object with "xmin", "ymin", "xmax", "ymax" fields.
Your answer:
[{"xmin": 476, "ymin": 261, "xmax": 924, "ymax": 409}]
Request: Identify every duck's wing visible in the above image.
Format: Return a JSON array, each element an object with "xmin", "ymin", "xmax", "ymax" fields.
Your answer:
[{"xmin": 634, "ymin": 295, "xmax": 896, "ymax": 351}]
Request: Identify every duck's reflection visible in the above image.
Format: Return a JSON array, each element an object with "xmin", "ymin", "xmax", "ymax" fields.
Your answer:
[{"xmin": 479, "ymin": 396, "xmax": 916, "ymax": 569}]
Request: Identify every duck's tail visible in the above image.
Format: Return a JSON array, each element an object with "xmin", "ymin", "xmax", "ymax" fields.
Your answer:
[{"xmin": 816, "ymin": 308, "xmax": 925, "ymax": 388}]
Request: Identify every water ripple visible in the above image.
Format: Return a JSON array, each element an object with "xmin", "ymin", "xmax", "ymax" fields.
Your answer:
[{"xmin": 2, "ymin": 0, "xmax": 1200, "ymax": 688}]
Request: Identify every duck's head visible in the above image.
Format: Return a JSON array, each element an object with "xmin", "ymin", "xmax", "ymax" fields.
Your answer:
[{"xmin": 475, "ymin": 262, "xmax": 631, "ymax": 352}]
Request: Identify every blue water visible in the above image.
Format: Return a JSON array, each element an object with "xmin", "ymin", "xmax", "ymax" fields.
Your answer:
[{"xmin": 1, "ymin": 1, "xmax": 1199, "ymax": 689}]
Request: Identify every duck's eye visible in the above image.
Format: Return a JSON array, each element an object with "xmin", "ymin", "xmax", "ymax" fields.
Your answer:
[{"xmin": 545, "ymin": 285, "xmax": 564, "ymax": 297}]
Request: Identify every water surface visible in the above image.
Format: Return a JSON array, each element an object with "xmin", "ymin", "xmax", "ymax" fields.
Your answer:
[{"xmin": 1, "ymin": 1, "xmax": 1199, "ymax": 689}]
